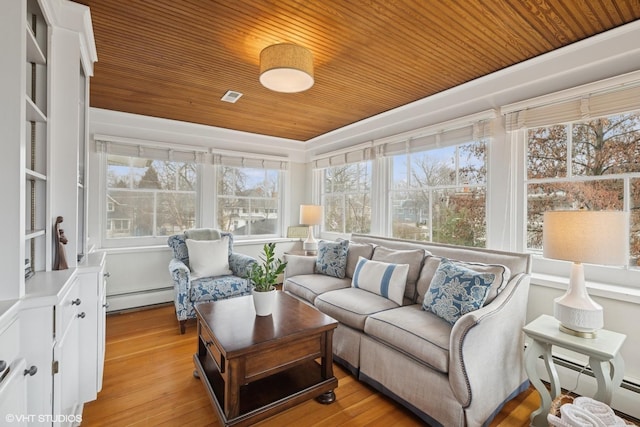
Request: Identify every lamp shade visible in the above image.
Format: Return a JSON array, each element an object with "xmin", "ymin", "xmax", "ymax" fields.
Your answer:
[
  {"xmin": 259, "ymin": 43, "xmax": 314, "ymax": 93},
  {"xmin": 300, "ymin": 205, "xmax": 322, "ymax": 225},
  {"xmin": 543, "ymin": 210, "xmax": 627, "ymax": 266}
]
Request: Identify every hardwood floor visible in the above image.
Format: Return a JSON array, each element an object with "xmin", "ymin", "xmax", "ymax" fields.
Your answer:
[{"xmin": 83, "ymin": 304, "xmax": 538, "ymax": 426}]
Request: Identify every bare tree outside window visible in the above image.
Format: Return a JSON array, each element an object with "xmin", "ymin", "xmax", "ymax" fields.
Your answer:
[
  {"xmin": 216, "ymin": 166, "xmax": 280, "ymax": 237},
  {"xmin": 391, "ymin": 141, "xmax": 487, "ymax": 247},
  {"xmin": 321, "ymin": 162, "xmax": 371, "ymax": 234},
  {"xmin": 106, "ymin": 155, "xmax": 196, "ymax": 238},
  {"xmin": 526, "ymin": 112, "xmax": 640, "ymax": 266}
]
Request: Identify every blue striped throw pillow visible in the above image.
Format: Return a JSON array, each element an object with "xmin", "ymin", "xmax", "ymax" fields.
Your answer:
[{"xmin": 351, "ymin": 256, "xmax": 409, "ymax": 305}]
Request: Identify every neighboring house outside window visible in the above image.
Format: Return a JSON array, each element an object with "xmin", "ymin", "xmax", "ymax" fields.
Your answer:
[
  {"xmin": 525, "ymin": 111, "xmax": 640, "ymax": 267},
  {"xmin": 106, "ymin": 155, "xmax": 197, "ymax": 239},
  {"xmin": 390, "ymin": 141, "xmax": 487, "ymax": 247},
  {"xmin": 320, "ymin": 161, "xmax": 372, "ymax": 234},
  {"xmin": 216, "ymin": 166, "xmax": 281, "ymax": 237}
]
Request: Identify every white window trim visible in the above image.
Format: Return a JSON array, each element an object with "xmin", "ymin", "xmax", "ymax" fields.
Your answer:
[
  {"xmin": 510, "ymin": 126, "xmax": 640, "ymax": 289},
  {"xmin": 99, "ymin": 153, "xmax": 288, "ymax": 248}
]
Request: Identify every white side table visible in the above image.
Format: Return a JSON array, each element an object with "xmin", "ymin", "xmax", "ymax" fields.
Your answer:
[{"xmin": 523, "ymin": 314, "xmax": 626, "ymax": 427}]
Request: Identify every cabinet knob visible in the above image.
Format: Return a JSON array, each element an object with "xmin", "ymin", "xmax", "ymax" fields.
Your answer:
[
  {"xmin": 23, "ymin": 365, "xmax": 37, "ymax": 376},
  {"xmin": 77, "ymin": 312, "xmax": 86, "ymax": 319},
  {"xmin": 0, "ymin": 360, "xmax": 6, "ymax": 372},
  {"xmin": 102, "ymin": 302, "xmax": 110, "ymax": 309},
  {"xmin": 103, "ymin": 272, "xmax": 111, "ymax": 278},
  {"xmin": 71, "ymin": 298, "xmax": 82, "ymax": 306}
]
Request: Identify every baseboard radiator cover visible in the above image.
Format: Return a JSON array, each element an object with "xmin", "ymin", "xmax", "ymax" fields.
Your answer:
[{"xmin": 106, "ymin": 287, "xmax": 173, "ymax": 312}]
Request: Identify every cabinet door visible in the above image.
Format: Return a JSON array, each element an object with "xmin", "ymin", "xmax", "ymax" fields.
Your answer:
[
  {"xmin": 78, "ymin": 270, "xmax": 98, "ymax": 402},
  {"xmin": 19, "ymin": 306, "xmax": 54, "ymax": 422},
  {"xmin": 53, "ymin": 316, "xmax": 80, "ymax": 427},
  {"xmin": 97, "ymin": 268, "xmax": 107, "ymax": 392},
  {"xmin": 0, "ymin": 358, "xmax": 28, "ymax": 427}
]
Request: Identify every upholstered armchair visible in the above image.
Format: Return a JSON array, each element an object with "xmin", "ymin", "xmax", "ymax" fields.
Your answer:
[{"xmin": 167, "ymin": 229, "xmax": 256, "ymax": 333}]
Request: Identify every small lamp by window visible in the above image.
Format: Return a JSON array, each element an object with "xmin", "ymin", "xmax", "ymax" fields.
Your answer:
[
  {"xmin": 543, "ymin": 210, "xmax": 628, "ymax": 338},
  {"xmin": 300, "ymin": 205, "xmax": 323, "ymax": 254}
]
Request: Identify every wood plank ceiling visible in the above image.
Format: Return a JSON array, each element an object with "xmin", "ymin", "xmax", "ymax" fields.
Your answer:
[{"xmin": 76, "ymin": 0, "xmax": 640, "ymax": 142}]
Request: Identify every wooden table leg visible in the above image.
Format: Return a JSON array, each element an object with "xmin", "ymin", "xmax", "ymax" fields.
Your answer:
[
  {"xmin": 224, "ymin": 358, "xmax": 243, "ymax": 419},
  {"xmin": 316, "ymin": 329, "xmax": 336, "ymax": 404}
]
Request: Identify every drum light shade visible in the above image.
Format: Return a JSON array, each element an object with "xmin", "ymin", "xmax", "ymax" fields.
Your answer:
[{"xmin": 260, "ymin": 44, "xmax": 314, "ymax": 93}]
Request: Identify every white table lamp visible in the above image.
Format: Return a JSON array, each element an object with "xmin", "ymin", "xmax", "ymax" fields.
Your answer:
[
  {"xmin": 300, "ymin": 205, "xmax": 323, "ymax": 254},
  {"xmin": 543, "ymin": 210, "xmax": 627, "ymax": 338}
]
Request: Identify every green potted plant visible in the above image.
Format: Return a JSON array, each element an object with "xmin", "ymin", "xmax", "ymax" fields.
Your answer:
[{"xmin": 249, "ymin": 242, "xmax": 287, "ymax": 316}]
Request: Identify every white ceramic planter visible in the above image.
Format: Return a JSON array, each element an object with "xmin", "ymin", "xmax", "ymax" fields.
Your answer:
[{"xmin": 252, "ymin": 288, "xmax": 276, "ymax": 316}]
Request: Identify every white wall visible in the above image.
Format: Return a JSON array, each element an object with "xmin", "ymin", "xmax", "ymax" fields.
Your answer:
[{"xmin": 86, "ymin": 18, "xmax": 640, "ymax": 417}]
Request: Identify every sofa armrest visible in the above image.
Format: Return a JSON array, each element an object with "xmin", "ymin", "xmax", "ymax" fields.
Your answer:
[
  {"xmin": 447, "ymin": 273, "xmax": 531, "ymax": 423},
  {"xmin": 283, "ymin": 254, "xmax": 316, "ymax": 279},
  {"xmin": 229, "ymin": 252, "xmax": 257, "ymax": 278}
]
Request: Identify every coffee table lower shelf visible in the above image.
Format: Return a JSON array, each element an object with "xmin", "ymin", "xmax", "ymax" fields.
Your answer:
[{"xmin": 194, "ymin": 352, "xmax": 338, "ymax": 427}]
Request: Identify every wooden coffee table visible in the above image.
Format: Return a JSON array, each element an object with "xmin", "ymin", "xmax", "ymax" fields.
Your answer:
[{"xmin": 193, "ymin": 291, "xmax": 338, "ymax": 427}]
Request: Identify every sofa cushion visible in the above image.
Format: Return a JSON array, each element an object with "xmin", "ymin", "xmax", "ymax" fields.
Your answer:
[
  {"xmin": 422, "ymin": 259, "xmax": 495, "ymax": 325},
  {"xmin": 364, "ymin": 305, "xmax": 451, "ymax": 373},
  {"xmin": 340, "ymin": 240, "xmax": 375, "ymax": 278},
  {"xmin": 351, "ymin": 257, "xmax": 409, "ymax": 305},
  {"xmin": 315, "ymin": 240, "xmax": 349, "ymax": 278},
  {"xmin": 416, "ymin": 256, "xmax": 511, "ymax": 306},
  {"xmin": 372, "ymin": 246, "xmax": 425, "ymax": 302},
  {"xmin": 185, "ymin": 237, "xmax": 232, "ymax": 279},
  {"xmin": 283, "ymin": 274, "xmax": 351, "ymax": 305},
  {"xmin": 189, "ymin": 275, "xmax": 251, "ymax": 302},
  {"xmin": 314, "ymin": 288, "xmax": 398, "ymax": 331}
]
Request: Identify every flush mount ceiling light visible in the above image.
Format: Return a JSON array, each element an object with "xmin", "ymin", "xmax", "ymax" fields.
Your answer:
[{"xmin": 259, "ymin": 43, "xmax": 314, "ymax": 93}]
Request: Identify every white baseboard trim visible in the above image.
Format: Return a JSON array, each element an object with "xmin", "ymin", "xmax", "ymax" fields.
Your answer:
[{"xmin": 106, "ymin": 288, "xmax": 173, "ymax": 312}]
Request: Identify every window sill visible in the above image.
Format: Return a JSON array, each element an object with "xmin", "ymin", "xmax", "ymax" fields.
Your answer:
[
  {"xmin": 100, "ymin": 237, "xmax": 300, "ymax": 254},
  {"xmin": 531, "ymin": 273, "xmax": 640, "ymax": 304}
]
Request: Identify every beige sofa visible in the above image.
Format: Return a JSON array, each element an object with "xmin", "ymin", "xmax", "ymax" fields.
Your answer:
[{"xmin": 283, "ymin": 234, "xmax": 532, "ymax": 427}]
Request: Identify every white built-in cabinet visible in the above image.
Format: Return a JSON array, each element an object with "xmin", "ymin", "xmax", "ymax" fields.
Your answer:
[{"xmin": 0, "ymin": 0, "xmax": 99, "ymax": 425}]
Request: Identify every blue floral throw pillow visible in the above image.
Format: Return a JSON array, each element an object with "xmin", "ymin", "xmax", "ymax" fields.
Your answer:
[
  {"xmin": 422, "ymin": 258, "xmax": 496, "ymax": 325},
  {"xmin": 315, "ymin": 240, "xmax": 349, "ymax": 279}
]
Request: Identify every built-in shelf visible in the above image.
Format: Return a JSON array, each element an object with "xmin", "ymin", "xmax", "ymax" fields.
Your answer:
[
  {"xmin": 26, "ymin": 96, "xmax": 46, "ymax": 122},
  {"xmin": 26, "ymin": 168, "xmax": 47, "ymax": 181},
  {"xmin": 25, "ymin": 229, "xmax": 46, "ymax": 240},
  {"xmin": 26, "ymin": 24, "xmax": 46, "ymax": 65}
]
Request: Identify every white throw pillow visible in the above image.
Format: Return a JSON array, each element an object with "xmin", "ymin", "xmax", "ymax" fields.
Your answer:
[
  {"xmin": 351, "ymin": 256, "xmax": 409, "ymax": 305},
  {"xmin": 186, "ymin": 237, "xmax": 232, "ymax": 279}
]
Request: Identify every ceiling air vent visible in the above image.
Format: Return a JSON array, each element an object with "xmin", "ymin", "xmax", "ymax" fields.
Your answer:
[{"xmin": 221, "ymin": 90, "xmax": 243, "ymax": 103}]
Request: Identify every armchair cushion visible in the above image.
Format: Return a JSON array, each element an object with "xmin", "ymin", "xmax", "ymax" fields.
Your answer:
[
  {"xmin": 167, "ymin": 230, "xmax": 234, "ymax": 267},
  {"xmin": 189, "ymin": 276, "xmax": 251, "ymax": 303},
  {"xmin": 186, "ymin": 237, "xmax": 232, "ymax": 278}
]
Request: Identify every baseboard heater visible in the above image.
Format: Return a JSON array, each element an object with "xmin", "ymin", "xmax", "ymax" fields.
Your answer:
[
  {"xmin": 551, "ymin": 353, "xmax": 640, "ymax": 395},
  {"xmin": 107, "ymin": 286, "xmax": 173, "ymax": 297}
]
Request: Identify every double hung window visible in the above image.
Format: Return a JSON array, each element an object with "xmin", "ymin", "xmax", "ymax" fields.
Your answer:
[
  {"xmin": 525, "ymin": 112, "xmax": 640, "ymax": 267},
  {"xmin": 390, "ymin": 141, "xmax": 487, "ymax": 246},
  {"xmin": 216, "ymin": 165, "xmax": 281, "ymax": 237},
  {"xmin": 106, "ymin": 155, "xmax": 197, "ymax": 239},
  {"xmin": 320, "ymin": 162, "xmax": 372, "ymax": 234}
]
